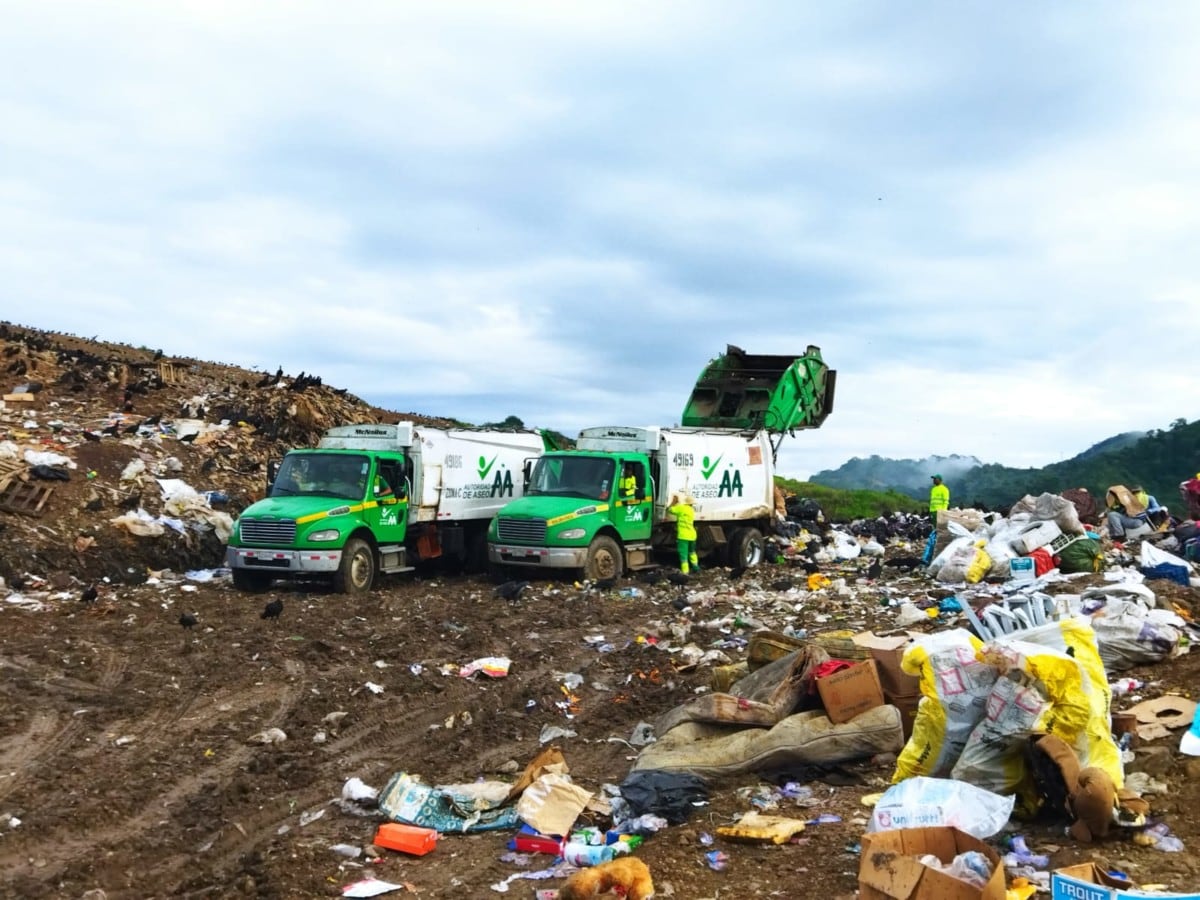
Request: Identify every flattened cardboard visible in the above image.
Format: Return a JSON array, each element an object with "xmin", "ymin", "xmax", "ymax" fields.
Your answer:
[
  {"xmin": 1127, "ymin": 696, "xmax": 1198, "ymax": 740},
  {"xmin": 859, "ymin": 827, "xmax": 1005, "ymax": 900},
  {"xmin": 817, "ymin": 658, "xmax": 885, "ymax": 725}
]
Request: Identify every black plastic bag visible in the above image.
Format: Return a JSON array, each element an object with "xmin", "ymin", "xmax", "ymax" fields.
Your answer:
[
  {"xmin": 29, "ymin": 465, "xmax": 70, "ymax": 481},
  {"xmin": 618, "ymin": 769, "xmax": 708, "ymax": 824}
]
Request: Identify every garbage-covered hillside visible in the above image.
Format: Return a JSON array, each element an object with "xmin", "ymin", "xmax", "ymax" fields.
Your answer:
[{"xmin": 2, "ymin": 322, "xmax": 1200, "ymax": 900}]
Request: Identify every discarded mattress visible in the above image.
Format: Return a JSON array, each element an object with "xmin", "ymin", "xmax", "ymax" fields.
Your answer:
[{"xmin": 632, "ymin": 705, "xmax": 903, "ymax": 778}]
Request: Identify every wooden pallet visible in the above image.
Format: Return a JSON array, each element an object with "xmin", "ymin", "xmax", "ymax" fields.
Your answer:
[
  {"xmin": 0, "ymin": 480, "xmax": 54, "ymax": 516},
  {"xmin": 0, "ymin": 459, "xmax": 26, "ymax": 493}
]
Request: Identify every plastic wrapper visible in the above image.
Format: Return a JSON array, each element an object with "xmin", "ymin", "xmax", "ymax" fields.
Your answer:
[{"xmin": 869, "ymin": 776, "xmax": 1014, "ymax": 838}]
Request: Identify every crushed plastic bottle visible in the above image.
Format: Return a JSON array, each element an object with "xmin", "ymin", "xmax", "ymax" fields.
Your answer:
[{"xmin": 1110, "ymin": 677, "xmax": 1143, "ymax": 696}]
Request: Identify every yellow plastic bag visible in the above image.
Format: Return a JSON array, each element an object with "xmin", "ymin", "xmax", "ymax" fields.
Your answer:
[
  {"xmin": 965, "ymin": 541, "xmax": 992, "ymax": 583},
  {"xmin": 716, "ymin": 810, "xmax": 806, "ymax": 843},
  {"xmin": 892, "ymin": 629, "xmax": 995, "ymax": 782}
]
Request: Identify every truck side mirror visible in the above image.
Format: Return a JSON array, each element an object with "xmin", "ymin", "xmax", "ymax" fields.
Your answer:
[{"xmin": 267, "ymin": 460, "xmax": 279, "ymax": 491}]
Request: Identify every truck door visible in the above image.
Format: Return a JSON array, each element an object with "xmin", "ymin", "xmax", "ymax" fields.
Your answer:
[
  {"xmin": 364, "ymin": 458, "xmax": 408, "ymax": 545},
  {"xmin": 615, "ymin": 458, "xmax": 652, "ymax": 541}
]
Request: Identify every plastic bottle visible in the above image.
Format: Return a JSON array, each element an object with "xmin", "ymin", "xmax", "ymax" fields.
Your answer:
[
  {"xmin": 1110, "ymin": 677, "xmax": 1143, "ymax": 696},
  {"xmin": 561, "ymin": 841, "xmax": 626, "ymax": 866}
]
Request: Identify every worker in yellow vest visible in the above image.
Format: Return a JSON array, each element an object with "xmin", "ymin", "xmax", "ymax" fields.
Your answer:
[
  {"xmin": 929, "ymin": 474, "xmax": 950, "ymax": 524},
  {"xmin": 666, "ymin": 493, "xmax": 699, "ymax": 573}
]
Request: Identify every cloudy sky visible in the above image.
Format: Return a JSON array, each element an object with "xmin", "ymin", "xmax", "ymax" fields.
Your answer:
[{"xmin": 4, "ymin": 2, "xmax": 1198, "ymax": 480}]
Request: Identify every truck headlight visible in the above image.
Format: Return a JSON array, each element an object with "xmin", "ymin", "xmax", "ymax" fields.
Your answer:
[
  {"xmin": 559, "ymin": 528, "xmax": 586, "ymax": 540},
  {"xmin": 309, "ymin": 529, "xmax": 340, "ymax": 542}
]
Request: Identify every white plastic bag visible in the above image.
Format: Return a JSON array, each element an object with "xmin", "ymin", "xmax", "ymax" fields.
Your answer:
[{"xmin": 869, "ymin": 776, "xmax": 1014, "ymax": 838}]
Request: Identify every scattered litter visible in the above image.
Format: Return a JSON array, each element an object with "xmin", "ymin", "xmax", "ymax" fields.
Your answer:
[
  {"xmin": 342, "ymin": 877, "xmax": 409, "ymax": 898},
  {"xmin": 247, "ymin": 727, "xmax": 287, "ymax": 745},
  {"xmin": 459, "ymin": 657, "xmax": 512, "ymax": 678}
]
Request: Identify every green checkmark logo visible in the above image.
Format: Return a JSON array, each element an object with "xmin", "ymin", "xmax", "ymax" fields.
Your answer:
[
  {"xmin": 701, "ymin": 454, "xmax": 722, "ymax": 479},
  {"xmin": 477, "ymin": 454, "xmax": 497, "ymax": 480}
]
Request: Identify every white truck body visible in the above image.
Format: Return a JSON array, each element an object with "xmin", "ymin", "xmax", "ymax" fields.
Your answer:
[
  {"xmin": 576, "ymin": 426, "xmax": 775, "ymax": 523},
  {"xmin": 320, "ymin": 423, "xmax": 544, "ymax": 522}
]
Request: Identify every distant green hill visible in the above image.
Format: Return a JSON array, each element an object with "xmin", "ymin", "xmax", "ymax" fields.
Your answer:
[{"xmin": 811, "ymin": 418, "xmax": 1197, "ymax": 513}]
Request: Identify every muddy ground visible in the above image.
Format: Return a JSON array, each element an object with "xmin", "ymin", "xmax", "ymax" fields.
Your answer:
[{"xmin": 2, "ymin": 322, "xmax": 1200, "ymax": 899}]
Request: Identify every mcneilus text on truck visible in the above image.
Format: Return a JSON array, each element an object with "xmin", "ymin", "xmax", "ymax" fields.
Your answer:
[
  {"xmin": 227, "ymin": 422, "xmax": 548, "ymax": 593},
  {"xmin": 487, "ymin": 345, "xmax": 835, "ymax": 581}
]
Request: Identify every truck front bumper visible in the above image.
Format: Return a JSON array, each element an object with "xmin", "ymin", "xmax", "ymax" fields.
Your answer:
[
  {"xmin": 488, "ymin": 543, "xmax": 588, "ymax": 569},
  {"xmin": 226, "ymin": 546, "xmax": 343, "ymax": 574}
]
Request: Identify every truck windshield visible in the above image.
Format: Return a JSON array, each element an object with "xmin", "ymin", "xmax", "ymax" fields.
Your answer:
[
  {"xmin": 271, "ymin": 453, "xmax": 370, "ymax": 501},
  {"xmin": 529, "ymin": 456, "xmax": 615, "ymax": 500}
]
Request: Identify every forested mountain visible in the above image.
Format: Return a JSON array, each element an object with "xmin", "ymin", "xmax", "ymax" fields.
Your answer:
[{"xmin": 812, "ymin": 419, "xmax": 1197, "ymax": 512}]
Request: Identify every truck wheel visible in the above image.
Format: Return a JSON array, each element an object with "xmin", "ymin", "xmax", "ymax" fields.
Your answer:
[
  {"xmin": 333, "ymin": 537, "xmax": 375, "ymax": 593},
  {"xmin": 584, "ymin": 535, "xmax": 623, "ymax": 581},
  {"xmin": 729, "ymin": 527, "xmax": 766, "ymax": 569},
  {"xmin": 232, "ymin": 569, "xmax": 273, "ymax": 592}
]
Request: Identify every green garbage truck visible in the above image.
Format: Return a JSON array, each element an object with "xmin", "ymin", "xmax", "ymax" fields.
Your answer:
[
  {"xmin": 227, "ymin": 422, "xmax": 547, "ymax": 593},
  {"xmin": 487, "ymin": 346, "xmax": 835, "ymax": 580}
]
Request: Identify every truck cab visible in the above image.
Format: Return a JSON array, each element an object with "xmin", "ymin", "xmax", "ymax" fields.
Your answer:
[{"xmin": 227, "ymin": 423, "xmax": 545, "ymax": 593}]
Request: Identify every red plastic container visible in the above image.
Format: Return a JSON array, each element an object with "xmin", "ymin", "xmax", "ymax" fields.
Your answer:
[{"xmin": 373, "ymin": 823, "xmax": 439, "ymax": 856}]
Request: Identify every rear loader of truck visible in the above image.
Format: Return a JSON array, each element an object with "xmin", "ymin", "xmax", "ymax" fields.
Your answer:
[
  {"xmin": 487, "ymin": 346, "xmax": 835, "ymax": 580},
  {"xmin": 227, "ymin": 423, "xmax": 546, "ymax": 593}
]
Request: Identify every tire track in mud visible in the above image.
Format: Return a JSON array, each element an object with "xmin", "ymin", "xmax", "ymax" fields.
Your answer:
[
  {"xmin": 0, "ymin": 648, "xmax": 126, "ymax": 805},
  {"xmin": 0, "ymin": 661, "xmax": 307, "ymax": 893},
  {"xmin": 157, "ymin": 690, "xmax": 495, "ymax": 896}
]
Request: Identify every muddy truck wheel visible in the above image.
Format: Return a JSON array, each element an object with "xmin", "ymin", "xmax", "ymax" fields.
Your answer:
[
  {"xmin": 728, "ymin": 527, "xmax": 766, "ymax": 568},
  {"xmin": 333, "ymin": 537, "xmax": 375, "ymax": 593},
  {"xmin": 583, "ymin": 535, "xmax": 623, "ymax": 581}
]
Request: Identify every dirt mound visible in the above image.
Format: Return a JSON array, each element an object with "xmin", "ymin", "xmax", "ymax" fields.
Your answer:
[{"xmin": 0, "ymin": 320, "xmax": 456, "ymax": 585}]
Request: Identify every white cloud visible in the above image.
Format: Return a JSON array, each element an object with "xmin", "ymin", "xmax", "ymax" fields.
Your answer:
[{"xmin": 3, "ymin": 2, "xmax": 1200, "ymax": 483}]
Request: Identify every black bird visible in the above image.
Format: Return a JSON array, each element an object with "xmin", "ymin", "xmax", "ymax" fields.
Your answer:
[
  {"xmin": 885, "ymin": 556, "xmax": 924, "ymax": 571},
  {"xmin": 494, "ymin": 580, "xmax": 531, "ymax": 601},
  {"xmin": 666, "ymin": 570, "xmax": 689, "ymax": 587},
  {"xmin": 9, "ymin": 574, "xmax": 25, "ymax": 592},
  {"xmin": 867, "ymin": 559, "xmax": 883, "ymax": 580},
  {"xmin": 101, "ymin": 423, "xmax": 120, "ymax": 436},
  {"xmin": 178, "ymin": 432, "xmax": 198, "ymax": 443},
  {"xmin": 179, "ymin": 611, "xmax": 198, "ymax": 629},
  {"xmin": 142, "ymin": 414, "xmax": 161, "ymax": 426},
  {"xmin": 638, "ymin": 570, "xmax": 665, "ymax": 586},
  {"xmin": 770, "ymin": 578, "xmax": 793, "ymax": 592},
  {"xmin": 800, "ymin": 560, "xmax": 821, "ymax": 575},
  {"xmin": 80, "ymin": 584, "xmax": 98, "ymax": 604},
  {"xmin": 593, "ymin": 576, "xmax": 618, "ymax": 591},
  {"xmin": 123, "ymin": 422, "xmax": 140, "ymax": 434},
  {"xmin": 727, "ymin": 565, "xmax": 746, "ymax": 581},
  {"xmin": 82, "ymin": 430, "xmax": 101, "ymax": 442},
  {"xmin": 261, "ymin": 598, "xmax": 283, "ymax": 622}
]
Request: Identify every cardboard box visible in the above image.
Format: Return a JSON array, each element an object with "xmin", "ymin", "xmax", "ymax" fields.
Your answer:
[
  {"xmin": 1051, "ymin": 862, "xmax": 1200, "ymax": 900},
  {"xmin": 890, "ymin": 692, "xmax": 921, "ymax": 741},
  {"xmin": 817, "ymin": 658, "xmax": 885, "ymax": 724},
  {"xmin": 859, "ymin": 827, "xmax": 1005, "ymax": 900},
  {"xmin": 853, "ymin": 632, "xmax": 920, "ymax": 699}
]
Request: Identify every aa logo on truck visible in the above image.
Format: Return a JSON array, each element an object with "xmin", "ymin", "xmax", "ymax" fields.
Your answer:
[{"xmin": 694, "ymin": 462, "xmax": 745, "ymax": 499}]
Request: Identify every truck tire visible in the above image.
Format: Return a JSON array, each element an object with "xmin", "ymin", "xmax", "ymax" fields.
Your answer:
[
  {"xmin": 333, "ymin": 537, "xmax": 375, "ymax": 593},
  {"xmin": 232, "ymin": 569, "xmax": 273, "ymax": 592},
  {"xmin": 728, "ymin": 527, "xmax": 766, "ymax": 569},
  {"xmin": 584, "ymin": 535, "xmax": 623, "ymax": 581}
]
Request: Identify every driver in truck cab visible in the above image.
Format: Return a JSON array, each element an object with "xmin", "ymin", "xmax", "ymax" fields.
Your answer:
[{"xmin": 619, "ymin": 464, "xmax": 638, "ymax": 503}]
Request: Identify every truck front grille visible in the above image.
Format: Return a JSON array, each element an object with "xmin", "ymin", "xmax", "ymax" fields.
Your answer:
[
  {"xmin": 496, "ymin": 518, "xmax": 547, "ymax": 543},
  {"xmin": 240, "ymin": 519, "xmax": 297, "ymax": 544}
]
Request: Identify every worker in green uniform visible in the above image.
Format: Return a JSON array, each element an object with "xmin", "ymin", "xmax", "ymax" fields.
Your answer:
[{"xmin": 666, "ymin": 493, "xmax": 699, "ymax": 573}]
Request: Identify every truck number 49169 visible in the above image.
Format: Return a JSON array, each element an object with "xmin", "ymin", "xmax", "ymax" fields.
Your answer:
[{"xmin": 672, "ymin": 453, "xmax": 694, "ymax": 466}]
